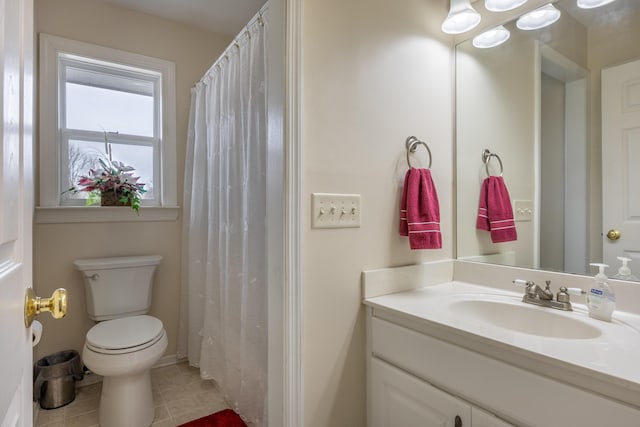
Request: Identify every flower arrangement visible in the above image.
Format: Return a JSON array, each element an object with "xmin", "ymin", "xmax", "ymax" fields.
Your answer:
[{"xmin": 67, "ymin": 158, "xmax": 147, "ymax": 213}]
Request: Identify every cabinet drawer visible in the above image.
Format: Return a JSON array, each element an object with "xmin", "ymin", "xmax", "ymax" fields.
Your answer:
[{"xmin": 371, "ymin": 316, "xmax": 640, "ymax": 427}]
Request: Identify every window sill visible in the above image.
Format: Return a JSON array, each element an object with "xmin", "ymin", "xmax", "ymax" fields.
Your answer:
[{"xmin": 35, "ymin": 206, "xmax": 180, "ymax": 224}]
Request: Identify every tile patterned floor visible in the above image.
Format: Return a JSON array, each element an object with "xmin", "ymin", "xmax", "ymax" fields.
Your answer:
[{"xmin": 35, "ymin": 362, "xmax": 229, "ymax": 427}]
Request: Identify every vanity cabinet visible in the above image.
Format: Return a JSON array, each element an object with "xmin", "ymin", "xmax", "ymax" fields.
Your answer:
[
  {"xmin": 371, "ymin": 357, "xmax": 469, "ymax": 427},
  {"xmin": 471, "ymin": 408, "xmax": 514, "ymax": 427},
  {"xmin": 366, "ymin": 307, "xmax": 640, "ymax": 427},
  {"xmin": 371, "ymin": 357, "xmax": 512, "ymax": 427}
]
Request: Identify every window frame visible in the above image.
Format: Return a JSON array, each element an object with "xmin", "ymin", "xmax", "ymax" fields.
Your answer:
[{"xmin": 38, "ymin": 34, "xmax": 177, "ymax": 221}]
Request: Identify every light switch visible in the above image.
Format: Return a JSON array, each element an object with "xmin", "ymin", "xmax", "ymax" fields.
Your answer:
[
  {"xmin": 513, "ymin": 200, "xmax": 533, "ymax": 222},
  {"xmin": 311, "ymin": 193, "xmax": 361, "ymax": 229}
]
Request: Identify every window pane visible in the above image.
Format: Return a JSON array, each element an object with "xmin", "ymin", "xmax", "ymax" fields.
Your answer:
[
  {"xmin": 65, "ymin": 73, "xmax": 155, "ymax": 136},
  {"xmin": 65, "ymin": 140, "xmax": 106, "ymax": 200},
  {"xmin": 65, "ymin": 139, "xmax": 155, "ymax": 200}
]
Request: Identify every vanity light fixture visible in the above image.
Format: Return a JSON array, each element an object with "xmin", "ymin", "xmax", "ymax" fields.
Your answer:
[
  {"xmin": 472, "ymin": 25, "xmax": 511, "ymax": 48},
  {"xmin": 485, "ymin": 0, "xmax": 528, "ymax": 12},
  {"xmin": 577, "ymin": 0, "xmax": 616, "ymax": 8},
  {"xmin": 441, "ymin": 0, "xmax": 481, "ymax": 35},
  {"xmin": 516, "ymin": 3, "xmax": 561, "ymax": 30}
]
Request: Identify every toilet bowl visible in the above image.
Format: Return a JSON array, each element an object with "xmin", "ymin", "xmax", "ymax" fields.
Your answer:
[
  {"xmin": 82, "ymin": 316, "xmax": 167, "ymax": 427},
  {"xmin": 74, "ymin": 255, "xmax": 164, "ymax": 427}
]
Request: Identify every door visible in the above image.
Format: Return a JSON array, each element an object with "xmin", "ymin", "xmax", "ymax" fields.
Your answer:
[
  {"xmin": 0, "ymin": 0, "xmax": 34, "ymax": 426},
  {"xmin": 602, "ymin": 59, "xmax": 640, "ymax": 272},
  {"xmin": 370, "ymin": 357, "xmax": 471, "ymax": 427}
]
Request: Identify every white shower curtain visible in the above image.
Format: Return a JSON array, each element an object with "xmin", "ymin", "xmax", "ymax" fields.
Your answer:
[{"xmin": 179, "ymin": 6, "xmax": 268, "ymax": 425}]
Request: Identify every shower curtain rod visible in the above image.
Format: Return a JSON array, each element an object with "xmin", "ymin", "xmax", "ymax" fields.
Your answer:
[{"xmin": 193, "ymin": 2, "xmax": 269, "ymax": 88}]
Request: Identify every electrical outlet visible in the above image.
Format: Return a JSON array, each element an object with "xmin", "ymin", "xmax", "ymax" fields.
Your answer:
[
  {"xmin": 311, "ymin": 193, "xmax": 361, "ymax": 229},
  {"xmin": 513, "ymin": 200, "xmax": 533, "ymax": 222}
]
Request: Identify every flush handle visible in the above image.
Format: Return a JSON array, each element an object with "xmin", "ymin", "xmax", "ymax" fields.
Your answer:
[
  {"xmin": 24, "ymin": 287, "xmax": 68, "ymax": 327},
  {"xmin": 606, "ymin": 229, "xmax": 621, "ymax": 241}
]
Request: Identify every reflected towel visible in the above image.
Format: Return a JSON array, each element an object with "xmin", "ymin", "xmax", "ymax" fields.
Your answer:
[
  {"xmin": 476, "ymin": 176, "xmax": 517, "ymax": 243},
  {"xmin": 476, "ymin": 178, "xmax": 490, "ymax": 231},
  {"xmin": 399, "ymin": 170, "xmax": 411, "ymax": 236},
  {"xmin": 400, "ymin": 168, "xmax": 442, "ymax": 250}
]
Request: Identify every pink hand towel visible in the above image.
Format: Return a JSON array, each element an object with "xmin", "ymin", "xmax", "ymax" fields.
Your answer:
[
  {"xmin": 401, "ymin": 168, "xmax": 442, "ymax": 250},
  {"xmin": 399, "ymin": 170, "xmax": 410, "ymax": 236},
  {"xmin": 476, "ymin": 176, "xmax": 517, "ymax": 243},
  {"xmin": 476, "ymin": 178, "xmax": 490, "ymax": 231}
]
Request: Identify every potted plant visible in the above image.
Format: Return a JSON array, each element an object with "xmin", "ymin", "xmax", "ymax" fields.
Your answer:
[{"xmin": 66, "ymin": 158, "xmax": 147, "ymax": 213}]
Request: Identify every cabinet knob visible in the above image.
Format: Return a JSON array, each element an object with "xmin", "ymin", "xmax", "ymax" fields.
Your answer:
[{"xmin": 455, "ymin": 415, "xmax": 463, "ymax": 427}]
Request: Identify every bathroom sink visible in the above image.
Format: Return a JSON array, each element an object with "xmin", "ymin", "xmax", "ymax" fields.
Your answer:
[{"xmin": 449, "ymin": 298, "xmax": 602, "ymax": 339}]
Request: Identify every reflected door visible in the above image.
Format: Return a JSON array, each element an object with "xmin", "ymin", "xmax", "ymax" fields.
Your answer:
[
  {"xmin": 602, "ymin": 59, "xmax": 640, "ymax": 272},
  {"xmin": 0, "ymin": 0, "xmax": 34, "ymax": 425}
]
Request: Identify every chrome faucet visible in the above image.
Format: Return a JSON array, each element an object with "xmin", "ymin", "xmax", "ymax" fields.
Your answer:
[{"xmin": 513, "ymin": 279, "xmax": 585, "ymax": 312}]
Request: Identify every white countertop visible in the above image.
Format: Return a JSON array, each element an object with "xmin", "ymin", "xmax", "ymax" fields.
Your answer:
[{"xmin": 364, "ymin": 281, "xmax": 640, "ymax": 404}]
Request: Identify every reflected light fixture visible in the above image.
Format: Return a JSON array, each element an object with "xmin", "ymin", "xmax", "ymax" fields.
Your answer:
[
  {"xmin": 472, "ymin": 25, "xmax": 511, "ymax": 48},
  {"xmin": 485, "ymin": 0, "xmax": 528, "ymax": 12},
  {"xmin": 441, "ymin": 0, "xmax": 481, "ymax": 35},
  {"xmin": 516, "ymin": 3, "xmax": 561, "ymax": 30},
  {"xmin": 577, "ymin": 0, "xmax": 616, "ymax": 8}
]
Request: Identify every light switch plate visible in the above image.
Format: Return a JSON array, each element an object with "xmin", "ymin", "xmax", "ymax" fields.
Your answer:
[
  {"xmin": 513, "ymin": 200, "xmax": 533, "ymax": 222},
  {"xmin": 311, "ymin": 193, "xmax": 361, "ymax": 229}
]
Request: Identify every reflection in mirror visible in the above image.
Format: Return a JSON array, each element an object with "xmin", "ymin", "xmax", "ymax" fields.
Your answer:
[{"xmin": 456, "ymin": 0, "xmax": 640, "ymax": 281}]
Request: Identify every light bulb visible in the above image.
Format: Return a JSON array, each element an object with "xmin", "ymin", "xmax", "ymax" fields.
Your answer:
[
  {"xmin": 516, "ymin": 3, "xmax": 561, "ymax": 31},
  {"xmin": 577, "ymin": 0, "xmax": 616, "ymax": 8},
  {"xmin": 485, "ymin": 0, "xmax": 528, "ymax": 12},
  {"xmin": 442, "ymin": 0, "xmax": 481, "ymax": 35},
  {"xmin": 472, "ymin": 25, "xmax": 511, "ymax": 49}
]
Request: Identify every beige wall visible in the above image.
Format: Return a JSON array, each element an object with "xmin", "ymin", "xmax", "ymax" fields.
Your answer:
[
  {"xmin": 301, "ymin": 0, "xmax": 453, "ymax": 425},
  {"xmin": 540, "ymin": 73, "xmax": 566, "ymax": 271},
  {"xmin": 34, "ymin": 0, "xmax": 230, "ymax": 360}
]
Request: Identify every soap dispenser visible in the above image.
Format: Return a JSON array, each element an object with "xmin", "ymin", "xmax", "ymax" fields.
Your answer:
[
  {"xmin": 612, "ymin": 256, "xmax": 639, "ymax": 281},
  {"xmin": 587, "ymin": 263, "xmax": 615, "ymax": 322}
]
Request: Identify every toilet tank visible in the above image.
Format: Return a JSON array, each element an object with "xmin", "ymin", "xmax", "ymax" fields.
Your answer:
[{"xmin": 74, "ymin": 255, "xmax": 162, "ymax": 321}]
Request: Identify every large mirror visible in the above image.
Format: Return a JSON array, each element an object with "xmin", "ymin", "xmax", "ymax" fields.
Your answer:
[{"xmin": 456, "ymin": 0, "xmax": 640, "ymax": 280}]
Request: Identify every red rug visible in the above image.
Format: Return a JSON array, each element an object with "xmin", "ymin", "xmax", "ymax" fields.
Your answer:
[{"xmin": 177, "ymin": 409, "xmax": 247, "ymax": 427}]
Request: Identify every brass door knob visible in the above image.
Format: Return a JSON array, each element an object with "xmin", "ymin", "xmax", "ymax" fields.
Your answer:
[
  {"xmin": 606, "ymin": 229, "xmax": 621, "ymax": 241},
  {"xmin": 24, "ymin": 287, "xmax": 68, "ymax": 327}
]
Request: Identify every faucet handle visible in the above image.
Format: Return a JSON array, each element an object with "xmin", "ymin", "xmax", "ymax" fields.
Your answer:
[
  {"xmin": 513, "ymin": 279, "xmax": 534, "ymax": 288},
  {"xmin": 513, "ymin": 279, "xmax": 536, "ymax": 297},
  {"xmin": 557, "ymin": 287, "xmax": 570, "ymax": 303},
  {"xmin": 557, "ymin": 286, "xmax": 586, "ymax": 302}
]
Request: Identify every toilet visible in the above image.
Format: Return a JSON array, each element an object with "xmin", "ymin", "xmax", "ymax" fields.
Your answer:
[{"xmin": 74, "ymin": 255, "xmax": 167, "ymax": 427}]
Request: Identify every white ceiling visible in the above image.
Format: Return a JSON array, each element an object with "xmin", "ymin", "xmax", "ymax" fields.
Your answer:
[
  {"xmin": 101, "ymin": 0, "xmax": 266, "ymax": 37},
  {"xmin": 559, "ymin": 0, "xmax": 640, "ymax": 27}
]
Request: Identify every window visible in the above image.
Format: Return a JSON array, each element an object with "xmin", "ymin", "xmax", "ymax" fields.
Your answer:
[{"xmin": 39, "ymin": 34, "xmax": 177, "ymax": 221}]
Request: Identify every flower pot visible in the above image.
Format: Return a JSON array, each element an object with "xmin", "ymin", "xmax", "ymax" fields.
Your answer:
[{"xmin": 100, "ymin": 190, "xmax": 131, "ymax": 207}]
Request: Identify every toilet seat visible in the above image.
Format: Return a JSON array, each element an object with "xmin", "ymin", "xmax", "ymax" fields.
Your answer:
[{"xmin": 86, "ymin": 315, "xmax": 164, "ymax": 355}]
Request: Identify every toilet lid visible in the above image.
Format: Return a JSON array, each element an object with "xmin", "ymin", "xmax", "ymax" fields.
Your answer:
[{"xmin": 86, "ymin": 315, "xmax": 164, "ymax": 351}]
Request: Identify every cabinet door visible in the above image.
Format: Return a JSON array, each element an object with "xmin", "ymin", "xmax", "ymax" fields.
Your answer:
[
  {"xmin": 371, "ymin": 358, "xmax": 471, "ymax": 427},
  {"xmin": 472, "ymin": 407, "xmax": 514, "ymax": 427}
]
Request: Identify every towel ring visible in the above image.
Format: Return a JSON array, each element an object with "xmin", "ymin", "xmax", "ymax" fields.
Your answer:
[
  {"xmin": 482, "ymin": 149, "xmax": 503, "ymax": 177},
  {"xmin": 406, "ymin": 136, "xmax": 432, "ymax": 169}
]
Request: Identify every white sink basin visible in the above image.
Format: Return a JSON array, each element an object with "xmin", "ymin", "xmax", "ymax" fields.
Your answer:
[{"xmin": 449, "ymin": 298, "xmax": 602, "ymax": 339}]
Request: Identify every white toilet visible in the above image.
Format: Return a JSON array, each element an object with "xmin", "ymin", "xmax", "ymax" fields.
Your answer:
[{"xmin": 74, "ymin": 255, "xmax": 167, "ymax": 427}]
